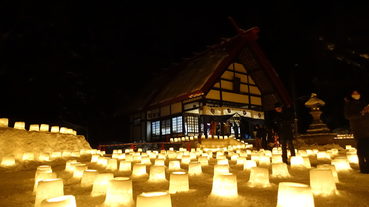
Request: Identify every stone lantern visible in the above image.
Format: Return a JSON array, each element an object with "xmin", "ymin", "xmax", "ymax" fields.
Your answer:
[{"xmin": 304, "ymin": 93, "xmax": 329, "ymax": 133}]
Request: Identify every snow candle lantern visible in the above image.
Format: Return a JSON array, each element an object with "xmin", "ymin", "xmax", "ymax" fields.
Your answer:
[
  {"xmin": 65, "ymin": 160, "xmax": 78, "ymax": 172},
  {"xmin": 211, "ymin": 173, "xmax": 238, "ymax": 198},
  {"xmin": 22, "ymin": 152, "xmax": 35, "ymax": 161},
  {"xmin": 38, "ymin": 153, "xmax": 50, "ymax": 162},
  {"xmin": 34, "ymin": 171, "xmax": 57, "ymax": 192},
  {"xmin": 213, "ymin": 164, "xmax": 229, "ymax": 176},
  {"xmin": 29, "ymin": 124, "xmax": 40, "ymax": 131},
  {"xmin": 132, "ymin": 163, "xmax": 147, "ymax": 177},
  {"xmin": 50, "ymin": 152, "xmax": 62, "ymax": 159},
  {"xmin": 244, "ymin": 160, "xmax": 257, "ymax": 170},
  {"xmin": 154, "ymin": 159, "xmax": 165, "ymax": 166},
  {"xmin": 248, "ymin": 167, "xmax": 270, "ymax": 187},
  {"xmin": 346, "ymin": 154, "xmax": 359, "ymax": 164},
  {"xmin": 181, "ymin": 155, "xmax": 191, "ymax": 165},
  {"xmin": 104, "ymin": 177, "xmax": 134, "ymax": 207},
  {"xmin": 119, "ymin": 160, "xmax": 132, "ymax": 172},
  {"xmin": 169, "ymin": 172, "xmax": 189, "ymax": 193},
  {"xmin": 272, "ymin": 163, "xmax": 291, "ymax": 178},
  {"xmin": 317, "ymin": 151, "xmax": 331, "ymax": 162},
  {"xmin": 1, "ymin": 156, "xmax": 16, "ymax": 167},
  {"xmin": 50, "ymin": 126, "xmax": 60, "ymax": 133},
  {"xmin": 277, "ymin": 182, "xmax": 314, "ymax": 207},
  {"xmin": 198, "ymin": 157, "xmax": 209, "ymax": 166},
  {"xmin": 331, "ymin": 157, "xmax": 351, "ymax": 172},
  {"xmin": 290, "ymin": 156, "xmax": 305, "ymax": 169},
  {"xmin": 188, "ymin": 162, "xmax": 202, "ymax": 176},
  {"xmin": 309, "ymin": 168, "xmax": 337, "ymax": 196},
  {"xmin": 91, "ymin": 155, "xmax": 100, "ymax": 163},
  {"xmin": 80, "ymin": 169, "xmax": 98, "ymax": 188},
  {"xmin": 35, "ymin": 178, "xmax": 64, "ymax": 207},
  {"xmin": 236, "ymin": 157, "xmax": 246, "ymax": 165},
  {"xmin": 141, "ymin": 157, "xmax": 151, "ymax": 165},
  {"xmin": 14, "ymin": 121, "xmax": 25, "ymax": 130},
  {"xmin": 40, "ymin": 195, "xmax": 76, "ymax": 207},
  {"xmin": 303, "ymin": 157, "xmax": 312, "ymax": 168},
  {"xmin": 317, "ymin": 164, "xmax": 339, "ymax": 183},
  {"xmin": 91, "ymin": 173, "xmax": 114, "ymax": 197},
  {"xmin": 106, "ymin": 158, "xmax": 118, "ymax": 171},
  {"xmin": 149, "ymin": 165, "xmax": 166, "ymax": 182},
  {"xmin": 60, "ymin": 127, "xmax": 68, "ymax": 134},
  {"xmin": 168, "ymin": 160, "xmax": 181, "ymax": 171},
  {"xmin": 72, "ymin": 163, "xmax": 88, "ymax": 180},
  {"xmin": 217, "ymin": 159, "xmax": 229, "ymax": 165},
  {"xmin": 272, "ymin": 155, "xmax": 283, "ymax": 164},
  {"xmin": 258, "ymin": 156, "xmax": 271, "ymax": 167},
  {"xmin": 0, "ymin": 118, "xmax": 8, "ymax": 127},
  {"xmin": 40, "ymin": 124, "xmax": 49, "ymax": 132},
  {"xmin": 136, "ymin": 192, "xmax": 172, "ymax": 207}
]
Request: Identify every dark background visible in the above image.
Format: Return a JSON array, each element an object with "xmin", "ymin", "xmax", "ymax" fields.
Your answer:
[{"xmin": 1, "ymin": 2, "xmax": 368, "ymax": 147}]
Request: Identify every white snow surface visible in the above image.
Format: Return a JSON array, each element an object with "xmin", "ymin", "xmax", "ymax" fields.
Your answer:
[{"xmin": 0, "ymin": 127, "xmax": 91, "ymax": 158}]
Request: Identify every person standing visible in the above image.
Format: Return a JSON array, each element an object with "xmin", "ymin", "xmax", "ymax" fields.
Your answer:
[
  {"xmin": 271, "ymin": 102, "xmax": 296, "ymax": 164},
  {"xmin": 344, "ymin": 90, "xmax": 369, "ymax": 173}
]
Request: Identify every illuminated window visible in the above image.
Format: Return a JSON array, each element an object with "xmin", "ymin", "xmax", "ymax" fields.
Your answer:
[
  {"xmin": 161, "ymin": 119, "xmax": 171, "ymax": 135},
  {"xmin": 172, "ymin": 116, "xmax": 183, "ymax": 133},
  {"xmin": 152, "ymin": 121, "xmax": 160, "ymax": 136},
  {"xmin": 185, "ymin": 115, "xmax": 199, "ymax": 133}
]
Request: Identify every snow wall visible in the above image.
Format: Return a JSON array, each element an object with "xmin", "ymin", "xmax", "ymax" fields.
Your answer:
[{"xmin": 0, "ymin": 127, "xmax": 91, "ymax": 158}]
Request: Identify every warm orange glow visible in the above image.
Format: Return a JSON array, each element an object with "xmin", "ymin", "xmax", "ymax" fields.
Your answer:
[
  {"xmin": 248, "ymin": 167, "xmax": 270, "ymax": 187},
  {"xmin": 35, "ymin": 178, "xmax": 64, "ymax": 207},
  {"xmin": 41, "ymin": 195, "xmax": 76, "ymax": 207},
  {"xmin": 104, "ymin": 177, "xmax": 134, "ymax": 207},
  {"xmin": 272, "ymin": 163, "xmax": 291, "ymax": 178},
  {"xmin": 169, "ymin": 172, "xmax": 189, "ymax": 194},
  {"xmin": 168, "ymin": 160, "xmax": 181, "ymax": 171},
  {"xmin": 188, "ymin": 162, "xmax": 202, "ymax": 176},
  {"xmin": 91, "ymin": 173, "xmax": 114, "ymax": 197},
  {"xmin": 310, "ymin": 168, "xmax": 337, "ymax": 196},
  {"xmin": 277, "ymin": 182, "xmax": 314, "ymax": 207},
  {"xmin": 132, "ymin": 163, "xmax": 147, "ymax": 177},
  {"xmin": 14, "ymin": 121, "xmax": 25, "ymax": 130},
  {"xmin": 80, "ymin": 169, "xmax": 98, "ymax": 188},
  {"xmin": 211, "ymin": 173, "xmax": 238, "ymax": 197},
  {"xmin": 136, "ymin": 192, "xmax": 172, "ymax": 207},
  {"xmin": 1, "ymin": 156, "xmax": 16, "ymax": 167},
  {"xmin": 0, "ymin": 118, "xmax": 8, "ymax": 127},
  {"xmin": 149, "ymin": 165, "xmax": 167, "ymax": 182}
]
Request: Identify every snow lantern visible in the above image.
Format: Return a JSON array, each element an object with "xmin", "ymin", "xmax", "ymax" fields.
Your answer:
[
  {"xmin": 167, "ymin": 152, "xmax": 177, "ymax": 159},
  {"xmin": 80, "ymin": 169, "xmax": 98, "ymax": 188},
  {"xmin": 141, "ymin": 157, "xmax": 152, "ymax": 165},
  {"xmin": 217, "ymin": 159, "xmax": 229, "ymax": 165},
  {"xmin": 0, "ymin": 118, "xmax": 8, "ymax": 127},
  {"xmin": 136, "ymin": 192, "xmax": 172, "ymax": 207},
  {"xmin": 91, "ymin": 173, "xmax": 114, "ymax": 197},
  {"xmin": 272, "ymin": 163, "xmax": 291, "ymax": 178},
  {"xmin": 119, "ymin": 160, "xmax": 132, "ymax": 172},
  {"xmin": 50, "ymin": 152, "xmax": 62, "ymax": 160},
  {"xmin": 14, "ymin": 121, "xmax": 25, "ymax": 130},
  {"xmin": 60, "ymin": 127, "xmax": 68, "ymax": 134},
  {"xmin": 198, "ymin": 157, "xmax": 209, "ymax": 166},
  {"xmin": 181, "ymin": 155, "xmax": 191, "ymax": 165},
  {"xmin": 40, "ymin": 195, "xmax": 76, "ymax": 207},
  {"xmin": 38, "ymin": 153, "xmax": 50, "ymax": 162},
  {"xmin": 277, "ymin": 182, "xmax": 314, "ymax": 207},
  {"xmin": 331, "ymin": 157, "xmax": 351, "ymax": 172},
  {"xmin": 72, "ymin": 163, "xmax": 88, "ymax": 180},
  {"xmin": 40, "ymin": 124, "xmax": 49, "ymax": 132},
  {"xmin": 244, "ymin": 160, "xmax": 257, "ymax": 170},
  {"xmin": 29, "ymin": 124, "xmax": 40, "ymax": 131},
  {"xmin": 231, "ymin": 154, "xmax": 239, "ymax": 161},
  {"xmin": 290, "ymin": 156, "xmax": 305, "ymax": 169},
  {"xmin": 62, "ymin": 151, "xmax": 72, "ymax": 158},
  {"xmin": 272, "ymin": 155, "xmax": 283, "ymax": 164},
  {"xmin": 132, "ymin": 163, "xmax": 147, "ymax": 177},
  {"xmin": 149, "ymin": 165, "xmax": 166, "ymax": 182},
  {"xmin": 258, "ymin": 156, "xmax": 271, "ymax": 167},
  {"xmin": 248, "ymin": 167, "xmax": 270, "ymax": 187},
  {"xmin": 104, "ymin": 177, "xmax": 134, "ymax": 207},
  {"xmin": 188, "ymin": 162, "xmax": 202, "ymax": 176},
  {"xmin": 236, "ymin": 157, "xmax": 246, "ymax": 165},
  {"xmin": 211, "ymin": 173, "xmax": 238, "ymax": 198},
  {"xmin": 65, "ymin": 160, "xmax": 78, "ymax": 172},
  {"xmin": 106, "ymin": 158, "xmax": 118, "ymax": 171},
  {"xmin": 22, "ymin": 152, "xmax": 35, "ymax": 161},
  {"xmin": 154, "ymin": 159, "xmax": 165, "ymax": 166},
  {"xmin": 70, "ymin": 151, "xmax": 80, "ymax": 158},
  {"xmin": 213, "ymin": 164, "xmax": 229, "ymax": 176},
  {"xmin": 169, "ymin": 172, "xmax": 189, "ymax": 194},
  {"xmin": 303, "ymin": 157, "xmax": 312, "ymax": 168},
  {"xmin": 34, "ymin": 171, "xmax": 57, "ymax": 193},
  {"xmin": 35, "ymin": 178, "xmax": 64, "ymax": 207},
  {"xmin": 309, "ymin": 168, "xmax": 337, "ymax": 196},
  {"xmin": 317, "ymin": 164, "xmax": 339, "ymax": 183},
  {"xmin": 168, "ymin": 160, "xmax": 181, "ymax": 171},
  {"xmin": 347, "ymin": 154, "xmax": 359, "ymax": 164},
  {"xmin": 0, "ymin": 156, "xmax": 15, "ymax": 167},
  {"xmin": 50, "ymin": 126, "xmax": 60, "ymax": 133},
  {"xmin": 317, "ymin": 151, "xmax": 331, "ymax": 162},
  {"xmin": 90, "ymin": 155, "xmax": 100, "ymax": 163},
  {"xmin": 97, "ymin": 157, "xmax": 108, "ymax": 167}
]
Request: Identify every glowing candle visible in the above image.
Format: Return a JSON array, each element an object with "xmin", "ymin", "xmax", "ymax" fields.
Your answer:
[
  {"xmin": 272, "ymin": 163, "xmax": 291, "ymax": 178},
  {"xmin": 149, "ymin": 165, "xmax": 166, "ymax": 182},
  {"xmin": 317, "ymin": 164, "xmax": 339, "ymax": 183},
  {"xmin": 72, "ymin": 163, "xmax": 87, "ymax": 180},
  {"xmin": 168, "ymin": 160, "xmax": 181, "ymax": 171},
  {"xmin": 40, "ymin": 124, "xmax": 49, "ymax": 132},
  {"xmin": 14, "ymin": 121, "xmax": 25, "ymax": 130},
  {"xmin": 211, "ymin": 173, "xmax": 238, "ymax": 197},
  {"xmin": 91, "ymin": 173, "xmax": 114, "ymax": 197},
  {"xmin": 50, "ymin": 126, "xmax": 60, "ymax": 133},
  {"xmin": 248, "ymin": 167, "xmax": 270, "ymax": 187},
  {"xmin": 80, "ymin": 169, "xmax": 98, "ymax": 188},
  {"xmin": 29, "ymin": 124, "xmax": 40, "ymax": 131},
  {"xmin": 106, "ymin": 158, "xmax": 118, "ymax": 171},
  {"xmin": 132, "ymin": 163, "xmax": 147, "ymax": 177},
  {"xmin": 331, "ymin": 157, "xmax": 351, "ymax": 172},
  {"xmin": 244, "ymin": 160, "xmax": 257, "ymax": 170},
  {"xmin": 310, "ymin": 168, "xmax": 337, "ymax": 196},
  {"xmin": 188, "ymin": 162, "xmax": 202, "ymax": 176}
]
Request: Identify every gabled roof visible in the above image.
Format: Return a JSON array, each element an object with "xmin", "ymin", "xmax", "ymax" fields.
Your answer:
[{"xmin": 127, "ymin": 27, "xmax": 291, "ymax": 113}]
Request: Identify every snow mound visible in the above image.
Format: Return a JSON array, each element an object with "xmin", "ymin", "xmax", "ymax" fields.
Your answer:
[{"xmin": 0, "ymin": 127, "xmax": 91, "ymax": 158}]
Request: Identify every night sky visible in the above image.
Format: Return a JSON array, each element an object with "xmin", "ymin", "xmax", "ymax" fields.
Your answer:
[{"xmin": 1, "ymin": 2, "xmax": 368, "ymax": 147}]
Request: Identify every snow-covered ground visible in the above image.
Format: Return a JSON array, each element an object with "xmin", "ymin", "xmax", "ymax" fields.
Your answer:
[{"xmin": 0, "ymin": 145, "xmax": 369, "ymax": 207}]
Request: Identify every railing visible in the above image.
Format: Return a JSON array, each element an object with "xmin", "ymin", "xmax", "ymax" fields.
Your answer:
[{"xmin": 97, "ymin": 141, "xmax": 197, "ymax": 154}]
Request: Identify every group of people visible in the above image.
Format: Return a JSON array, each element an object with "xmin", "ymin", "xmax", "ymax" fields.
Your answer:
[{"xmin": 263, "ymin": 89, "xmax": 369, "ymax": 174}]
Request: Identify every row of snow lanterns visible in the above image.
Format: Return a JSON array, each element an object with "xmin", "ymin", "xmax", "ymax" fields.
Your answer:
[
  {"xmin": 30, "ymin": 145, "xmax": 358, "ymax": 207},
  {"xmin": 0, "ymin": 118, "xmax": 77, "ymax": 135},
  {"xmin": 170, "ymin": 135, "xmax": 236, "ymax": 142},
  {"xmin": 0, "ymin": 149, "xmax": 102, "ymax": 167}
]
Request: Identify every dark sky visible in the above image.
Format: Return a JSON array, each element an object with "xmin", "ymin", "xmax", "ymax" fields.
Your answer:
[{"xmin": 1, "ymin": 2, "xmax": 368, "ymax": 146}]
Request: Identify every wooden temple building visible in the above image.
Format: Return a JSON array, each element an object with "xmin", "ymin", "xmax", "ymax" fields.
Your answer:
[{"xmin": 129, "ymin": 26, "xmax": 291, "ymax": 142}]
